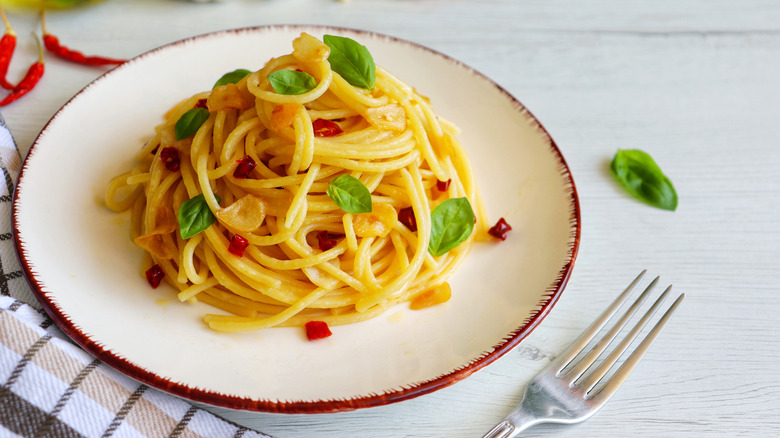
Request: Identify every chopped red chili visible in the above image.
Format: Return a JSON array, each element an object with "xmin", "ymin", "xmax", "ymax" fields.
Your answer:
[
  {"xmin": 436, "ymin": 179, "xmax": 451, "ymax": 192},
  {"xmin": 488, "ymin": 217, "xmax": 512, "ymax": 241},
  {"xmin": 41, "ymin": 11, "xmax": 125, "ymax": 67},
  {"xmin": 398, "ymin": 206, "xmax": 417, "ymax": 232},
  {"xmin": 228, "ymin": 234, "xmax": 249, "ymax": 257},
  {"xmin": 233, "ymin": 155, "xmax": 256, "ymax": 179},
  {"xmin": 159, "ymin": 147, "xmax": 180, "ymax": 172},
  {"xmin": 305, "ymin": 320, "xmax": 332, "ymax": 341},
  {"xmin": 0, "ymin": 34, "xmax": 44, "ymax": 107},
  {"xmin": 317, "ymin": 230, "xmax": 338, "ymax": 251},
  {"xmin": 194, "ymin": 98, "xmax": 208, "ymax": 109},
  {"xmin": 312, "ymin": 118, "xmax": 343, "ymax": 137},
  {"xmin": 0, "ymin": 5, "xmax": 17, "ymax": 90},
  {"xmin": 145, "ymin": 264, "xmax": 164, "ymax": 289}
]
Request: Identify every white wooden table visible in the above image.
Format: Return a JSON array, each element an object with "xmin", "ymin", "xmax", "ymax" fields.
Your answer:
[{"xmin": 2, "ymin": 0, "xmax": 779, "ymax": 436}]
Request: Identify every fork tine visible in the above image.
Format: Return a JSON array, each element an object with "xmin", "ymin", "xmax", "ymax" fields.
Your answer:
[
  {"xmin": 577, "ymin": 284, "xmax": 674, "ymax": 393},
  {"xmin": 554, "ymin": 270, "xmax": 648, "ymax": 374},
  {"xmin": 563, "ymin": 275, "xmax": 660, "ymax": 382},
  {"xmin": 589, "ymin": 292, "xmax": 685, "ymax": 401},
  {"xmin": 481, "ymin": 273, "xmax": 683, "ymax": 437}
]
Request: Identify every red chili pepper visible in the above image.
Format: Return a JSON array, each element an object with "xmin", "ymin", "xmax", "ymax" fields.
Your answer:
[
  {"xmin": 0, "ymin": 34, "xmax": 44, "ymax": 107},
  {"xmin": 487, "ymin": 217, "xmax": 512, "ymax": 241},
  {"xmin": 159, "ymin": 147, "xmax": 180, "ymax": 172},
  {"xmin": 312, "ymin": 118, "xmax": 343, "ymax": 137},
  {"xmin": 41, "ymin": 10, "xmax": 125, "ymax": 67},
  {"xmin": 304, "ymin": 320, "xmax": 332, "ymax": 341},
  {"xmin": 233, "ymin": 155, "xmax": 256, "ymax": 179},
  {"xmin": 317, "ymin": 230, "xmax": 338, "ymax": 251},
  {"xmin": 228, "ymin": 234, "xmax": 249, "ymax": 257},
  {"xmin": 398, "ymin": 206, "xmax": 417, "ymax": 232},
  {"xmin": 194, "ymin": 98, "xmax": 208, "ymax": 109},
  {"xmin": 0, "ymin": 5, "xmax": 17, "ymax": 90},
  {"xmin": 436, "ymin": 179, "xmax": 451, "ymax": 192},
  {"xmin": 145, "ymin": 264, "xmax": 165, "ymax": 288}
]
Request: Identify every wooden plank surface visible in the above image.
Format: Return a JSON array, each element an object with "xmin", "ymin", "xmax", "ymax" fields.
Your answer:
[{"xmin": 2, "ymin": 1, "xmax": 779, "ymax": 436}]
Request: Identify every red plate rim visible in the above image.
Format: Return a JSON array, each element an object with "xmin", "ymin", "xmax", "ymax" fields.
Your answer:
[{"xmin": 12, "ymin": 24, "xmax": 580, "ymax": 414}]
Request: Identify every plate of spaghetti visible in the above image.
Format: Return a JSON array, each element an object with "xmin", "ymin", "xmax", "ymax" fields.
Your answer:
[{"xmin": 13, "ymin": 26, "xmax": 579, "ymax": 413}]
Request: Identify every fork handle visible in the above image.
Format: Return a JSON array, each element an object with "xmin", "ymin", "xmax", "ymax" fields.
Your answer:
[{"xmin": 481, "ymin": 405, "xmax": 540, "ymax": 438}]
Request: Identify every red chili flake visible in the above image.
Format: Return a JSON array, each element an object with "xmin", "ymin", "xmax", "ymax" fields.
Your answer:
[
  {"xmin": 436, "ymin": 179, "xmax": 451, "ymax": 192},
  {"xmin": 159, "ymin": 147, "xmax": 180, "ymax": 172},
  {"xmin": 305, "ymin": 320, "xmax": 332, "ymax": 341},
  {"xmin": 317, "ymin": 230, "xmax": 338, "ymax": 251},
  {"xmin": 398, "ymin": 206, "xmax": 417, "ymax": 232},
  {"xmin": 488, "ymin": 217, "xmax": 512, "ymax": 241},
  {"xmin": 194, "ymin": 98, "xmax": 208, "ymax": 109},
  {"xmin": 233, "ymin": 155, "xmax": 256, "ymax": 179},
  {"xmin": 145, "ymin": 264, "xmax": 164, "ymax": 289},
  {"xmin": 228, "ymin": 234, "xmax": 249, "ymax": 257},
  {"xmin": 312, "ymin": 118, "xmax": 343, "ymax": 137}
]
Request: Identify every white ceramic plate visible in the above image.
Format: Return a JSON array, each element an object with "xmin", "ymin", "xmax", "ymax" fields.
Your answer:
[{"xmin": 13, "ymin": 26, "xmax": 579, "ymax": 413}]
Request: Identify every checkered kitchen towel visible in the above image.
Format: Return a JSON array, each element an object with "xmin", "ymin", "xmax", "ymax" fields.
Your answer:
[{"xmin": 0, "ymin": 115, "xmax": 274, "ymax": 438}]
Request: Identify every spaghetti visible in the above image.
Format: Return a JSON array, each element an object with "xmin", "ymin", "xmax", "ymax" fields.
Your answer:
[{"xmin": 105, "ymin": 33, "xmax": 490, "ymax": 334}]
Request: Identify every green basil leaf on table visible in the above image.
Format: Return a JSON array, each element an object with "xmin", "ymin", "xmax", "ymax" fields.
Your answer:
[
  {"xmin": 428, "ymin": 197, "xmax": 475, "ymax": 257},
  {"xmin": 610, "ymin": 149, "xmax": 678, "ymax": 211},
  {"xmin": 213, "ymin": 69, "xmax": 252, "ymax": 88},
  {"xmin": 268, "ymin": 70, "xmax": 318, "ymax": 95},
  {"xmin": 179, "ymin": 194, "xmax": 221, "ymax": 239},
  {"xmin": 174, "ymin": 108, "xmax": 209, "ymax": 141},
  {"xmin": 323, "ymin": 34, "xmax": 375, "ymax": 90},
  {"xmin": 326, "ymin": 175, "xmax": 373, "ymax": 214}
]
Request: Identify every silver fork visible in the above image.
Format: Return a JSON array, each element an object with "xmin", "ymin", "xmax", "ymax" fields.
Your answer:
[{"xmin": 482, "ymin": 270, "xmax": 684, "ymax": 437}]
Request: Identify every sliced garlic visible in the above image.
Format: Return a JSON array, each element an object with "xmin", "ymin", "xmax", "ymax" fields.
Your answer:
[
  {"xmin": 292, "ymin": 32, "xmax": 331, "ymax": 63},
  {"xmin": 207, "ymin": 83, "xmax": 252, "ymax": 112},
  {"xmin": 363, "ymin": 103, "xmax": 407, "ymax": 132},
  {"xmin": 410, "ymin": 282, "xmax": 452, "ymax": 310},
  {"xmin": 215, "ymin": 194, "xmax": 268, "ymax": 233},
  {"xmin": 270, "ymin": 103, "xmax": 303, "ymax": 131},
  {"xmin": 353, "ymin": 203, "xmax": 397, "ymax": 238}
]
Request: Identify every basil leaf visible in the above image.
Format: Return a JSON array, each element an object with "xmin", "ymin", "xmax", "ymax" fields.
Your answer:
[
  {"xmin": 428, "ymin": 197, "xmax": 475, "ymax": 257},
  {"xmin": 610, "ymin": 149, "xmax": 678, "ymax": 211},
  {"xmin": 175, "ymin": 108, "xmax": 209, "ymax": 141},
  {"xmin": 323, "ymin": 34, "xmax": 375, "ymax": 90},
  {"xmin": 213, "ymin": 69, "xmax": 252, "ymax": 89},
  {"xmin": 268, "ymin": 70, "xmax": 317, "ymax": 95},
  {"xmin": 178, "ymin": 194, "xmax": 221, "ymax": 239},
  {"xmin": 326, "ymin": 175, "xmax": 372, "ymax": 214}
]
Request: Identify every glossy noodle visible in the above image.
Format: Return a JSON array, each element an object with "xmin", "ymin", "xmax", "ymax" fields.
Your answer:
[{"xmin": 105, "ymin": 33, "xmax": 489, "ymax": 333}]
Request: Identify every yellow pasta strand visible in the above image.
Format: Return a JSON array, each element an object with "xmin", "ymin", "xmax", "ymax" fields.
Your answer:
[{"xmin": 105, "ymin": 33, "xmax": 489, "ymax": 334}]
